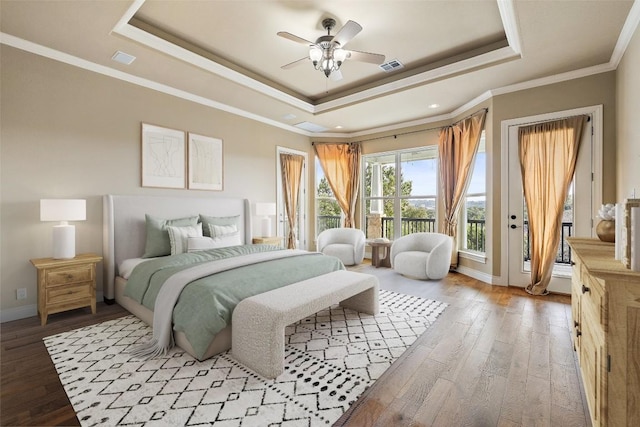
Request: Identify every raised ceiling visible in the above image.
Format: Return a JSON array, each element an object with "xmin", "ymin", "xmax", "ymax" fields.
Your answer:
[{"xmin": 1, "ymin": 0, "xmax": 637, "ymax": 135}]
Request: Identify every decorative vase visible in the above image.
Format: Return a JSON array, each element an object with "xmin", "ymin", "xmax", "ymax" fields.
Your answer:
[{"xmin": 596, "ymin": 220, "xmax": 615, "ymax": 242}]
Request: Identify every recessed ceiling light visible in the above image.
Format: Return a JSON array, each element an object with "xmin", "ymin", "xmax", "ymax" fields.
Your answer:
[
  {"xmin": 428, "ymin": 103, "xmax": 440, "ymax": 109},
  {"xmin": 335, "ymin": 125, "xmax": 343, "ymax": 129},
  {"xmin": 111, "ymin": 51, "xmax": 136, "ymax": 65}
]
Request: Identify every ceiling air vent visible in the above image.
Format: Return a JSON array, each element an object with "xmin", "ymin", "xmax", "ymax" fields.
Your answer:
[
  {"xmin": 379, "ymin": 59, "xmax": 404, "ymax": 73},
  {"xmin": 294, "ymin": 121, "xmax": 329, "ymax": 133}
]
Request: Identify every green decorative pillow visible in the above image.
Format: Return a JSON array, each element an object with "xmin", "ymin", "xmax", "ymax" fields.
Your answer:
[
  {"xmin": 142, "ymin": 214, "xmax": 199, "ymax": 258},
  {"xmin": 199, "ymin": 214, "xmax": 240, "ymax": 237}
]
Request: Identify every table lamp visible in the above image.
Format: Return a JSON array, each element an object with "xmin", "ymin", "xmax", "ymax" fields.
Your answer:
[
  {"xmin": 255, "ymin": 202, "xmax": 276, "ymax": 237},
  {"xmin": 40, "ymin": 199, "xmax": 86, "ymax": 259}
]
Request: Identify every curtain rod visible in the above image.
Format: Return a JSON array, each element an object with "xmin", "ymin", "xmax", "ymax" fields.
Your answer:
[
  {"xmin": 313, "ymin": 108, "xmax": 489, "ymax": 145},
  {"xmin": 516, "ymin": 113, "xmax": 591, "ymax": 128}
]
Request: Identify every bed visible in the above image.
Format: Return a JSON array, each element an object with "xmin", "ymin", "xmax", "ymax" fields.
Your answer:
[{"xmin": 102, "ymin": 194, "xmax": 343, "ymax": 361}]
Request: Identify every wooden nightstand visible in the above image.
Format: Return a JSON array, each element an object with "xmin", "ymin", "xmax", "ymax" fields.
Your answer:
[
  {"xmin": 30, "ymin": 253, "xmax": 102, "ymax": 326},
  {"xmin": 252, "ymin": 236, "xmax": 283, "ymax": 246}
]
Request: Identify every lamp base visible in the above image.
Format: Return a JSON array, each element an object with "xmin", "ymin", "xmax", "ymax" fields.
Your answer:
[
  {"xmin": 52, "ymin": 224, "xmax": 76, "ymax": 259},
  {"xmin": 261, "ymin": 217, "xmax": 272, "ymax": 238}
]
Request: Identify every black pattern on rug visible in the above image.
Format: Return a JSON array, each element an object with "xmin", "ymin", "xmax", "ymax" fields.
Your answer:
[{"xmin": 44, "ymin": 289, "xmax": 446, "ymax": 426}]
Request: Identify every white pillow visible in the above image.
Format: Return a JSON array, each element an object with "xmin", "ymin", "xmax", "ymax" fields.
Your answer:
[
  {"xmin": 209, "ymin": 223, "xmax": 242, "ymax": 247},
  {"xmin": 187, "ymin": 234, "xmax": 242, "ymax": 252},
  {"xmin": 167, "ymin": 223, "xmax": 203, "ymax": 255}
]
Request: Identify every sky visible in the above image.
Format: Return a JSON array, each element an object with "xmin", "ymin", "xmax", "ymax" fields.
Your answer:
[
  {"xmin": 316, "ymin": 152, "xmax": 487, "ymax": 196},
  {"xmin": 402, "ymin": 152, "xmax": 486, "ymax": 196}
]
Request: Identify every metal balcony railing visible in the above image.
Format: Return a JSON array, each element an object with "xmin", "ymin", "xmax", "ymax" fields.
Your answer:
[{"xmin": 319, "ymin": 215, "xmax": 573, "ymax": 265}]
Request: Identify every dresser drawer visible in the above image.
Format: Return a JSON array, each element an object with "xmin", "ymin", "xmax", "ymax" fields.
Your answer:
[
  {"xmin": 46, "ymin": 282, "xmax": 92, "ymax": 304},
  {"xmin": 46, "ymin": 264, "xmax": 94, "ymax": 286},
  {"xmin": 581, "ymin": 273, "xmax": 606, "ymax": 330}
]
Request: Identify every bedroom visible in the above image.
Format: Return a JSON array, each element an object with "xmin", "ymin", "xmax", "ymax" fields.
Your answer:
[{"xmin": 2, "ymin": 0, "xmax": 640, "ymax": 425}]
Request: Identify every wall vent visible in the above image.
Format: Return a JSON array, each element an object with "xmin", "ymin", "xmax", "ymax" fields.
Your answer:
[{"xmin": 379, "ymin": 59, "xmax": 404, "ymax": 72}]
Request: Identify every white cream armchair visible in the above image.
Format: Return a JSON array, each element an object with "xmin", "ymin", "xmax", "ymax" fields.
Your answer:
[
  {"xmin": 390, "ymin": 232, "xmax": 453, "ymax": 280},
  {"xmin": 317, "ymin": 228, "xmax": 366, "ymax": 266}
]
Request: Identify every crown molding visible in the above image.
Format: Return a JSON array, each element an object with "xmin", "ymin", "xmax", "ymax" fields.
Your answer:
[
  {"xmin": 2, "ymin": 0, "xmax": 636, "ymax": 140},
  {"xmin": 112, "ymin": 0, "xmax": 522, "ymax": 115},
  {"xmin": 610, "ymin": 0, "xmax": 640, "ymax": 67},
  {"xmin": 0, "ymin": 32, "xmax": 312, "ymax": 137}
]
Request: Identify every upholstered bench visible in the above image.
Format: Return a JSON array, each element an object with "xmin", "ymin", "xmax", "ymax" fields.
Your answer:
[{"xmin": 231, "ymin": 270, "xmax": 379, "ymax": 378}]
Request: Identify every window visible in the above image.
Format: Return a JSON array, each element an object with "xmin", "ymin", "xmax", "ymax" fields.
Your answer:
[
  {"xmin": 315, "ymin": 157, "xmax": 341, "ymax": 235},
  {"xmin": 363, "ymin": 147, "xmax": 438, "ymax": 240},
  {"xmin": 460, "ymin": 131, "xmax": 486, "ymax": 254}
]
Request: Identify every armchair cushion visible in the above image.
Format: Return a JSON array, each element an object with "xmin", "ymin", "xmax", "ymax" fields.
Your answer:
[
  {"xmin": 317, "ymin": 228, "xmax": 366, "ymax": 266},
  {"xmin": 390, "ymin": 232, "xmax": 452, "ymax": 280}
]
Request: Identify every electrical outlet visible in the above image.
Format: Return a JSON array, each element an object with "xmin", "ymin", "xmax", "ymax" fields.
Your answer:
[{"xmin": 16, "ymin": 288, "xmax": 27, "ymax": 300}]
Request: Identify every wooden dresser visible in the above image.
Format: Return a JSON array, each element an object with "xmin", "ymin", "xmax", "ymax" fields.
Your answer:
[
  {"xmin": 567, "ymin": 238, "xmax": 640, "ymax": 426},
  {"xmin": 30, "ymin": 253, "xmax": 102, "ymax": 326}
]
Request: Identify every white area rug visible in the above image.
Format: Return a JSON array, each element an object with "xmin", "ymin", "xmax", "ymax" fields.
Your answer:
[{"xmin": 44, "ymin": 289, "xmax": 446, "ymax": 426}]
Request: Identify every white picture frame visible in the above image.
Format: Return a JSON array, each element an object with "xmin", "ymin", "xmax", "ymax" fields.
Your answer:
[
  {"xmin": 188, "ymin": 133, "xmax": 223, "ymax": 191},
  {"xmin": 141, "ymin": 123, "xmax": 186, "ymax": 189}
]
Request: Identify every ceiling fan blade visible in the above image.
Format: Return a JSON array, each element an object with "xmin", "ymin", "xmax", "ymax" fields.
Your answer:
[
  {"xmin": 281, "ymin": 57, "xmax": 309, "ymax": 70},
  {"xmin": 347, "ymin": 49, "xmax": 386, "ymax": 65},
  {"xmin": 331, "ymin": 20, "xmax": 362, "ymax": 47},
  {"xmin": 329, "ymin": 69, "xmax": 343, "ymax": 81},
  {"xmin": 277, "ymin": 31, "xmax": 314, "ymax": 46}
]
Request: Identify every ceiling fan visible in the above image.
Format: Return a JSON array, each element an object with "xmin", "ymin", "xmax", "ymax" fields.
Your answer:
[{"xmin": 277, "ymin": 18, "xmax": 385, "ymax": 80}]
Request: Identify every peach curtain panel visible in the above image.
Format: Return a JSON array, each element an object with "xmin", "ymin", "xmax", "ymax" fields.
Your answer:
[
  {"xmin": 314, "ymin": 143, "xmax": 362, "ymax": 228},
  {"xmin": 518, "ymin": 115, "xmax": 587, "ymax": 295},
  {"xmin": 438, "ymin": 110, "xmax": 487, "ymax": 268},
  {"xmin": 280, "ymin": 153, "xmax": 305, "ymax": 249}
]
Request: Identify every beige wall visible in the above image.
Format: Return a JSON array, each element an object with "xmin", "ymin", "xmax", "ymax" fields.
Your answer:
[
  {"xmin": 616, "ymin": 23, "xmax": 640, "ymax": 201},
  {"xmin": 0, "ymin": 47, "xmax": 311, "ymax": 315},
  {"xmin": 489, "ymin": 72, "xmax": 617, "ymax": 277}
]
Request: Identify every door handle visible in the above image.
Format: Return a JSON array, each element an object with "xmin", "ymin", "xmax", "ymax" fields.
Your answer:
[
  {"xmin": 510, "ymin": 224, "xmax": 521, "ymax": 229},
  {"xmin": 510, "ymin": 214, "xmax": 517, "ymax": 220}
]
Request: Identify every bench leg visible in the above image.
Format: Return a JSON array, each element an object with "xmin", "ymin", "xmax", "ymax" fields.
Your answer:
[
  {"xmin": 340, "ymin": 284, "xmax": 379, "ymax": 315},
  {"xmin": 232, "ymin": 303, "xmax": 286, "ymax": 379}
]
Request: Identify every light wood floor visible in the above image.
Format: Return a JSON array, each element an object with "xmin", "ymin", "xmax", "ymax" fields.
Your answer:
[{"xmin": 1, "ymin": 267, "xmax": 590, "ymax": 426}]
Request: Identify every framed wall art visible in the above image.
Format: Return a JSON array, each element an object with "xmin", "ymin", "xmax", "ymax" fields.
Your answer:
[
  {"xmin": 188, "ymin": 133, "xmax": 223, "ymax": 191},
  {"xmin": 141, "ymin": 123, "xmax": 186, "ymax": 189}
]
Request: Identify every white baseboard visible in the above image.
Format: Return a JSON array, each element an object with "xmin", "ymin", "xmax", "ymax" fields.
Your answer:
[
  {"xmin": 0, "ymin": 303, "xmax": 38, "ymax": 323},
  {"xmin": 455, "ymin": 265, "xmax": 503, "ymax": 286},
  {"xmin": 0, "ymin": 291, "xmax": 105, "ymax": 323}
]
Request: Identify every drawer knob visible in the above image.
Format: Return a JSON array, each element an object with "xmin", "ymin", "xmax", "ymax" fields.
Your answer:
[
  {"xmin": 576, "ymin": 330, "xmax": 582, "ymax": 337},
  {"xmin": 581, "ymin": 284, "xmax": 590, "ymax": 294},
  {"xmin": 574, "ymin": 321, "xmax": 579, "ymax": 328}
]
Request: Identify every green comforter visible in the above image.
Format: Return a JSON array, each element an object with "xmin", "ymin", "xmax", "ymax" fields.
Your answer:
[{"xmin": 125, "ymin": 245, "xmax": 344, "ymax": 359}]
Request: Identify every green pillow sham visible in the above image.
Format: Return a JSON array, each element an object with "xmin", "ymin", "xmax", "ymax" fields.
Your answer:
[
  {"xmin": 142, "ymin": 214, "xmax": 199, "ymax": 258},
  {"xmin": 199, "ymin": 214, "xmax": 240, "ymax": 238}
]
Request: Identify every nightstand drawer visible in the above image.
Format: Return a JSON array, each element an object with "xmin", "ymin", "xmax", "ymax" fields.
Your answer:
[
  {"xmin": 47, "ymin": 282, "xmax": 92, "ymax": 304},
  {"xmin": 46, "ymin": 265, "xmax": 93, "ymax": 286}
]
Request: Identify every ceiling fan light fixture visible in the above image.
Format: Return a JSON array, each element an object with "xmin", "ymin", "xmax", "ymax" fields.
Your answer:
[
  {"xmin": 279, "ymin": 18, "xmax": 383, "ymax": 80},
  {"xmin": 334, "ymin": 48, "xmax": 347, "ymax": 66},
  {"xmin": 309, "ymin": 47, "xmax": 322, "ymax": 66}
]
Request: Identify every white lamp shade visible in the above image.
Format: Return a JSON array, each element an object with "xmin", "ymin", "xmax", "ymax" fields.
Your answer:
[
  {"xmin": 40, "ymin": 199, "xmax": 86, "ymax": 222},
  {"xmin": 255, "ymin": 202, "xmax": 276, "ymax": 217}
]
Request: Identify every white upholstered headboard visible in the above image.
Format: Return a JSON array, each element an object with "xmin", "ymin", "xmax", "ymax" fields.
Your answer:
[{"xmin": 102, "ymin": 194, "xmax": 252, "ymax": 301}]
